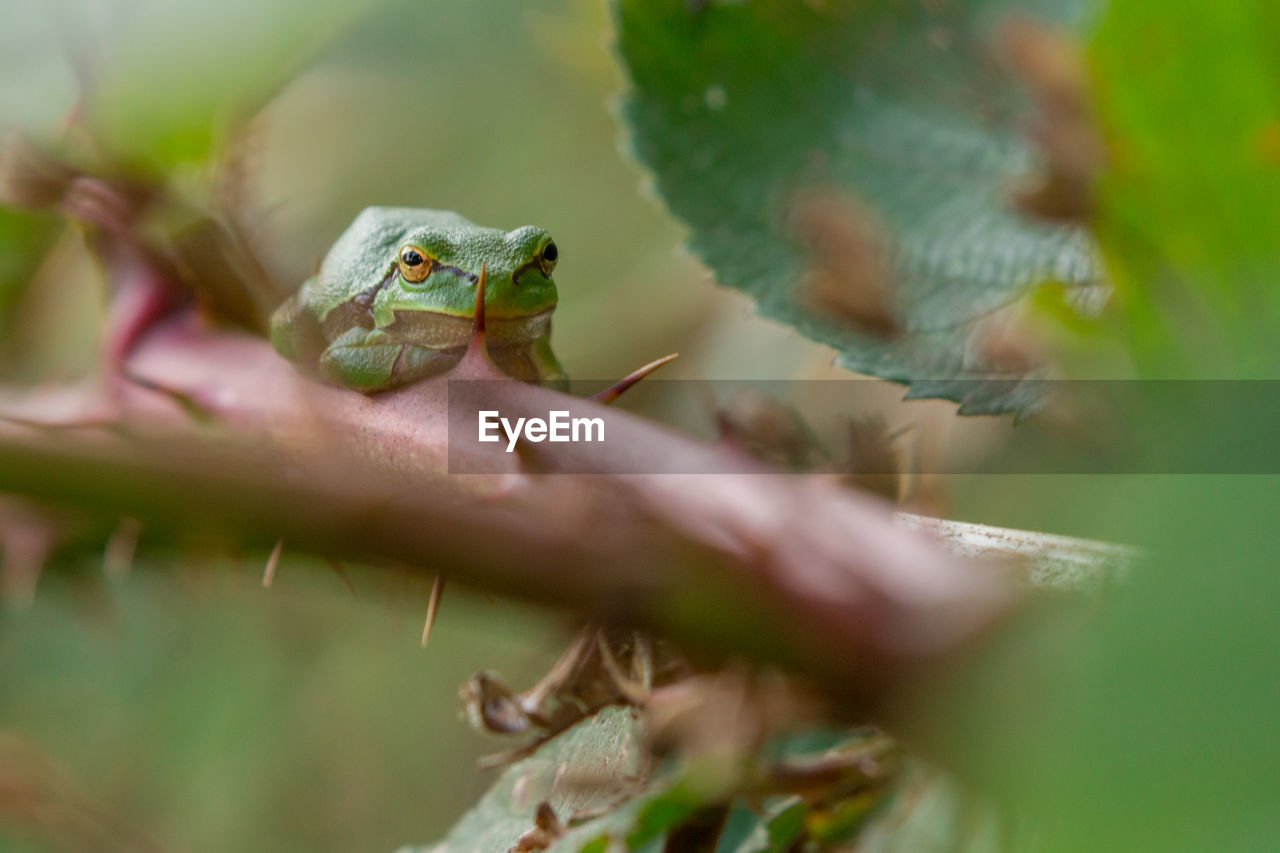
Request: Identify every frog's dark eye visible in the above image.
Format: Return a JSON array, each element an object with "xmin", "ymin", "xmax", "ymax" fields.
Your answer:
[
  {"xmin": 398, "ymin": 245, "xmax": 433, "ymax": 283},
  {"xmin": 539, "ymin": 241, "xmax": 558, "ymax": 276}
]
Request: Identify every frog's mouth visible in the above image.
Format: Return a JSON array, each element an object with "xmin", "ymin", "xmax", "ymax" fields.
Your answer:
[{"xmin": 385, "ymin": 308, "xmax": 553, "ymax": 350}]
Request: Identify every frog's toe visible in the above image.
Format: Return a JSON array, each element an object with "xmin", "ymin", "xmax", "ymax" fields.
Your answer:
[{"xmin": 318, "ymin": 344, "xmax": 400, "ymax": 392}]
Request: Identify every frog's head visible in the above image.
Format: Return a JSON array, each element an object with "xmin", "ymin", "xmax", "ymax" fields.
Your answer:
[
  {"xmin": 301, "ymin": 208, "xmax": 560, "ymax": 353},
  {"xmin": 351, "ymin": 208, "xmax": 558, "ymax": 331}
]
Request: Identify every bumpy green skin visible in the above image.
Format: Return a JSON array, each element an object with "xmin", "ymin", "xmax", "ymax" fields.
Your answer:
[{"xmin": 270, "ymin": 207, "xmax": 566, "ymax": 392}]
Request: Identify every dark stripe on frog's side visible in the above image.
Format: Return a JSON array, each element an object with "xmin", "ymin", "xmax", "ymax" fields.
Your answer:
[
  {"xmin": 351, "ymin": 266, "xmax": 398, "ymax": 311},
  {"xmin": 434, "ymin": 262, "xmax": 479, "ymax": 284},
  {"xmin": 322, "ymin": 260, "xmax": 478, "ymax": 339},
  {"xmin": 322, "ymin": 265, "xmax": 397, "ymax": 339}
]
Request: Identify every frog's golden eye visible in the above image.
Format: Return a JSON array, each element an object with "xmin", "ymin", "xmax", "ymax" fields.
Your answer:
[
  {"xmin": 539, "ymin": 241, "xmax": 558, "ymax": 276},
  {"xmin": 398, "ymin": 245, "xmax": 433, "ymax": 283}
]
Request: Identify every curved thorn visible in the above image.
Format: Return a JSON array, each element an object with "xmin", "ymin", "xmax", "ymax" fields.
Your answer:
[
  {"xmin": 263, "ymin": 538, "xmax": 283, "ymax": 587},
  {"xmin": 470, "ymin": 263, "xmax": 488, "ymax": 344},
  {"xmin": 103, "ymin": 517, "xmax": 141, "ymax": 582},
  {"xmin": 589, "ymin": 353, "xmax": 679, "ymax": 405},
  {"xmin": 119, "ymin": 365, "xmax": 218, "ymax": 423},
  {"xmin": 595, "ymin": 631, "xmax": 649, "ymax": 706},
  {"xmin": 456, "ymin": 264, "xmax": 500, "ymax": 378},
  {"xmin": 421, "ymin": 573, "xmax": 446, "ymax": 647},
  {"xmin": 511, "ymin": 434, "xmax": 556, "ymax": 476},
  {"xmin": 325, "ymin": 556, "xmax": 358, "ymax": 597}
]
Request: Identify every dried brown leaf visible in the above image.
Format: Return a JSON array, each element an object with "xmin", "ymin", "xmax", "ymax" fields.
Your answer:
[
  {"xmin": 717, "ymin": 389, "xmax": 824, "ymax": 469},
  {"xmin": 0, "ymin": 134, "xmax": 76, "ymax": 210},
  {"xmin": 840, "ymin": 416, "xmax": 906, "ymax": 503}
]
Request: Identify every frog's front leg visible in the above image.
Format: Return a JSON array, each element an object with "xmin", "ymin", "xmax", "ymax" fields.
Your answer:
[
  {"xmin": 318, "ymin": 327, "xmax": 461, "ymax": 393},
  {"xmin": 529, "ymin": 331, "xmax": 569, "ymax": 392}
]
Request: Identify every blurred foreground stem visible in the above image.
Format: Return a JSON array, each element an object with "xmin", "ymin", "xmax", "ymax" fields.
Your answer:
[{"xmin": 0, "ymin": 316, "xmax": 1129, "ymax": 745}]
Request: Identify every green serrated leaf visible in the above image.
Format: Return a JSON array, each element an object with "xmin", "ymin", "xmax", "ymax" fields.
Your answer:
[
  {"xmin": 417, "ymin": 710, "xmax": 925, "ymax": 853},
  {"xmin": 626, "ymin": 784, "xmax": 704, "ymax": 849},
  {"xmin": 713, "ymin": 800, "xmax": 768, "ymax": 853},
  {"xmin": 612, "ymin": 0, "xmax": 1100, "ymax": 415},
  {"xmin": 764, "ymin": 797, "xmax": 807, "ymax": 852},
  {"xmin": 855, "ymin": 762, "xmax": 1003, "ymax": 853},
  {"xmin": 403, "ymin": 707, "xmax": 651, "ymax": 853}
]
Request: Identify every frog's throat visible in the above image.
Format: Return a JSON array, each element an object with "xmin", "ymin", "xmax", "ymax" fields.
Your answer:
[{"xmin": 383, "ymin": 307, "xmax": 552, "ymax": 350}]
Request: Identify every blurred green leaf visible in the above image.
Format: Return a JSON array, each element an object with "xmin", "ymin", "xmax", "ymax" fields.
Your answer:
[
  {"xmin": 938, "ymin": 4, "xmax": 1280, "ymax": 851},
  {"xmin": 1087, "ymin": 0, "xmax": 1280, "ymax": 375},
  {"xmin": 0, "ymin": 209, "xmax": 59, "ymax": 340},
  {"xmin": 712, "ymin": 800, "xmax": 767, "ymax": 853},
  {"xmin": 855, "ymin": 762, "xmax": 1003, "ymax": 853},
  {"xmin": 987, "ymin": 0, "xmax": 1280, "ymax": 849},
  {"xmin": 88, "ymin": 0, "xmax": 385, "ymax": 171},
  {"xmin": 421, "ymin": 714, "xmax": 929, "ymax": 853},
  {"xmin": 0, "ymin": 567, "xmax": 570, "ymax": 853},
  {"xmin": 403, "ymin": 706, "xmax": 653, "ymax": 853},
  {"xmin": 612, "ymin": 0, "xmax": 1098, "ymax": 414}
]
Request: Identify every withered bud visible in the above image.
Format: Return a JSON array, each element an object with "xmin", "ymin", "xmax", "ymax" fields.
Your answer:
[
  {"xmin": 459, "ymin": 671, "xmax": 534, "ymax": 735},
  {"xmin": 840, "ymin": 416, "xmax": 905, "ymax": 503},
  {"xmin": 717, "ymin": 389, "xmax": 823, "ymax": 470},
  {"xmin": 0, "ymin": 134, "xmax": 75, "ymax": 209},
  {"xmin": 509, "ymin": 802, "xmax": 564, "ymax": 853},
  {"xmin": 533, "ymin": 802, "xmax": 562, "ymax": 834}
]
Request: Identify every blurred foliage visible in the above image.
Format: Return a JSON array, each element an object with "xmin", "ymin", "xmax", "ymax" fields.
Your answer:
[
  {"xmin": 941, "ymin": 3, "xmax": 1280, "ymax": 853},
  {"xmin": 1084, "ymin": 0, "xmax": 1280, "ymax": 375},
  {"xmin": 0, "ymin": 210, "xmax": 59, "ymax": 346},
  {"xmin": 612, "ymin": 0, "xmax": 1098, "ymax": 415},
  {"xmin": 2, "ymin": 0, "xmax": 1280, "ymax": 851},
  {"xmin": 0, "ymin": 561, "xmax": 572, "ymax": 852},
  {"xmin": 411, "ymin": 710, "xmax": 993, "ymax": 853},
  {"xmin": 404, "ymin": 706, "xmax": 652, "ymax": 853},
  {"xmin": 87, "ymin": 0, "xmax": 385, "ymax": 171}
]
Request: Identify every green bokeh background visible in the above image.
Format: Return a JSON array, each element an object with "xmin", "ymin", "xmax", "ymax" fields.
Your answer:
[{"xmin": 4, "ymin": 0, "xmax": 1280, "ymax": 851}]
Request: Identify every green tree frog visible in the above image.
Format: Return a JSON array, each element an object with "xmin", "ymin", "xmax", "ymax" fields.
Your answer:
[{"xmin": 270, "ymin": 207, "xmax": 566, "ymax": 392}]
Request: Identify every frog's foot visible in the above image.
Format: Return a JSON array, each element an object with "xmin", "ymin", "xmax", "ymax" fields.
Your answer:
[{"xmin": 318, "ymin": 327, "xmax": 460, "ymax": 393}]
